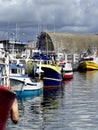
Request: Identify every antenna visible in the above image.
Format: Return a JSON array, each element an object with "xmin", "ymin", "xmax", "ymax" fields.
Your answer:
[{"xmin": 15, "ymin": 23, "xmax": 18, "ymax": 40}]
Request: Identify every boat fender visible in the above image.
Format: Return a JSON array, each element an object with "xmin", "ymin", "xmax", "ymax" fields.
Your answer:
[
  {"xmin": 33, "ymin": 63, "xmax": 37, "ymax": 76},
  {"xmin": 10, "ymin": 98, "xmax": 19, "ymax": 124}
]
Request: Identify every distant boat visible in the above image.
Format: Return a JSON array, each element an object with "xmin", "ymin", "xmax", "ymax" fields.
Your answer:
[
  {"xmin": 78, "ymin": 47, "xmax": 98, "ymax": 71},
  {"xmin": 59, "ymin": 61, "xmax": 73, "ymax": 80},
  {"xmin": 0, "ymin": 86, "xmax": 16, "ymax": 130}
]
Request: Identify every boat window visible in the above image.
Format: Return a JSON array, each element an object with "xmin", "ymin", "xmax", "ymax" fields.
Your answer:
[
  {"xmin": 22, "ymin": 68, "xmax": 25, "ymax": 75},
  {"xmin": 59, "ymin": 64, "xmax": 65, "ymax": 68},
  {"xmin": 83, "ymin": 53, "xmax": 87, "ymax": 57},
  {"xmin": 11, "ymin": 69, "xmax": 17, "ymax": 74},
  {"xmin": 44, "ymin": 61, "xmax": 47, "ymax": 64},
  {"xmin": 82, "ymin": 58, "xmax": 93, "ymax": 61},
  {"xmin": 17, "ymin": 68, "xmax": 21, "ymax": 74}
]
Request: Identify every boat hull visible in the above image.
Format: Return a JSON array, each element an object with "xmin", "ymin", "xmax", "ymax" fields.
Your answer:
[
  {"xmin": 10, "ymin": 78, "xmax": 44, "ymax": 97},
  {"xmin": 15, "ymin": 88, "xmax": 43, "ymax": 98},
  {"xmin": 62, "ymin": 71, "xmax": 73, "ymax": 79},
  {"xmin": 41, "ymin": 64, "xmax": 62, "ymax": 89},
  {"xmin": 0, "ymin": 86, "xmax": 16, "ymax": 130},
  {"xmin": 78, "ymin": 61, "xmax": 98, "ymax": 70},
  {"xmin": 0, "ymin": 76, "xmax": 44, "ymax": 98}
]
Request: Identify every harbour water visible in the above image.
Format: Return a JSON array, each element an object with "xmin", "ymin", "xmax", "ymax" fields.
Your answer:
[{"xmin": 6, "ymin": 71, "xmax": 98, "ymax": 130}]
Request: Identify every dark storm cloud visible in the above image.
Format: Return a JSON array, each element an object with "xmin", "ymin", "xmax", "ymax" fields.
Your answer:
[{"xmin": 0, "ymin": 0, "xmax": 98, "ymax": 41}]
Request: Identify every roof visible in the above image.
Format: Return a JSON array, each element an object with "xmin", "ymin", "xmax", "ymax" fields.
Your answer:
[
  {"xmin": 39, "ymin": 32, "xmax": 98, "ymax": 54},
  {"xmin": 9, "ymin": 64, "xmax": 26, "ymax": 69}
]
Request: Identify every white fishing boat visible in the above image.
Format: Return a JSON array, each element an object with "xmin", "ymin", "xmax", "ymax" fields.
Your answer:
[
  {"xmin": 0, "ymin": 54, "xmax": 44, "ymax": 98},
  {"xmin": 58, "ymin": 61, "xmax": 73, "ymax": 80}
]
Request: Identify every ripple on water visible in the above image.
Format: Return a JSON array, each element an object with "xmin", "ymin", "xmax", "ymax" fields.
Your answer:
[{"xmin": 6, "ymin": 72, "xmax": 98, "ymax": 130}]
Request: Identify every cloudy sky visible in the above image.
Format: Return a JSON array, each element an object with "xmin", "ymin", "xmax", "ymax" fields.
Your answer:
[{"xmin": 0, "ymin": 0, "xmax": 98, "ymax": 42}]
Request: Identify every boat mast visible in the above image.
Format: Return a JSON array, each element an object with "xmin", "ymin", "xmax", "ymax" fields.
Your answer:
[{"xmin": 46, "ymin": 33, "xmax": 48, "ymax": 56}]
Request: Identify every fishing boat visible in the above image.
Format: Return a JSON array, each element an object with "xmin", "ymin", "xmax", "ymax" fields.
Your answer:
[
  {"xmin": 59, "ymin": 61, "xmax": 73, "ymax": 80},
  {"xmin": 10, "ymin": 64, "xmax": 43, "ymax": 97},
  {"xmin": 0, "ymin": 56, "xmax": 43, "ymax": 98},
  {"xmin": 40, "ymin": 62, "xmax": 62, "ymax": 89},
  {"xmin": 0, "ymin": 85, "xmax": 16, "ymax": 130},
  {"xmin": 78, "ymin": 47, "xmax": 98, "ymax": 71},
  {"xmin": 30, "ymin": 52, "xmax": 62, "ymax": 90}
]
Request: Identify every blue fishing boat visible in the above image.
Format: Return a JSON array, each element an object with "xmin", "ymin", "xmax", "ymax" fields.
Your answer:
[{"xmin": 30, "ymin": 50, "xmax": 62, "ymax": 90}]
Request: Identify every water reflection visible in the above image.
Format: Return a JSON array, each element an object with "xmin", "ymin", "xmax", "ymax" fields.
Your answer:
[
  {"xmin": 6, "ymin": 96, "xmax": 43, "ymax": 130},
  {"xmin": 42, "ymin": 88, "xmax": 60, "ymax": 110},
  {"xmin": 61, "ymin": 71, "xmax": 98, "ymax": 130},
  {"xmin": 6, "ymin": 71, "xmax": 98, "ymax": 130}
]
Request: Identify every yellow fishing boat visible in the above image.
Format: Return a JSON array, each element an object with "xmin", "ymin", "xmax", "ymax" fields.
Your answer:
[{"xmin": 78, "ymin": 47, "xmax": 98, "ymax": 71}]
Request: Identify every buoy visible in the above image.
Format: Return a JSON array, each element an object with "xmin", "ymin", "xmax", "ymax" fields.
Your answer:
[{"xmin": 10, "ymin": 98, "xmax": 19, "ymax": 124}]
